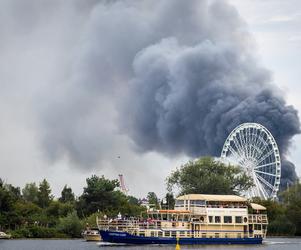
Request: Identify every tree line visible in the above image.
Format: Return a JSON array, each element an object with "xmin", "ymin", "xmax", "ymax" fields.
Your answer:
[{"xmin": 0, "ymin": 175, "xmax": 154, "ymax": 238}]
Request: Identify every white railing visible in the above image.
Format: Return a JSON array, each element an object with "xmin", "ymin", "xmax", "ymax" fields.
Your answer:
[{"xmin": 248, "ymin": 214, "xmax": 268, "ymax": 224}]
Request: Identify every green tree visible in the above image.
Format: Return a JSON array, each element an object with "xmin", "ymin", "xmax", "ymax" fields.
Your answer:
[
  {"xmin": 128, "ymin": 196, "xmax": 139, "ymax": 206},
  {"xmin": 56, "ymin": 211, "xmax": 83, "ymax": 238},
  {"xmin": 59, "ymin": 185, "xmax": 75, "ymax": 203},
  {"xmin": 22, "ymin": 183, "xmax": 39, "ymax": 204},
  {"xmin": 161, "ymin": 193, "xmax": 175, "ymax": 209},
  {"xmin": 84, "ymin": 212, "xmax": 101, "ymax": 228},
  {"xmin": 37, "ymin": 179, "xmax": 53, "ymax": 208},
  {"xmin": 268, "ymin": 215, "xmax": 296, "ymax": 235},
  {"xmin": 281, "ymin": 183, "xmax": 301, "ymax": 235},
  {"xmin": 13, "ymin": 201, "xmax": 42, "ymax": 226},
  {"xmin": 147, "ymin": 192, "xmax": 160, "ymax": 209},
  {"xmin": 0, "ymin": 182, "xmax": 15, "ymax": 229},
  {"xmin": 46, "ymin": 201, "xmax": 74, "ymax": 219},
  {"xmin": 167, "ymin": 157, "xmax": 253, "ymax": 195},
  {"xmin": 78, "ymin": 175, "xmax": 119, "ymax": 215},
  {"xmin": 5, "ymin": 184, "xmax": 21, "ymax": 201}
]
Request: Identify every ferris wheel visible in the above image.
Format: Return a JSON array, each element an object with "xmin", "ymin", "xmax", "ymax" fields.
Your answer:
[{"xmin": 221, "ymin": 123, "xmax": 281, "ymax": 200}]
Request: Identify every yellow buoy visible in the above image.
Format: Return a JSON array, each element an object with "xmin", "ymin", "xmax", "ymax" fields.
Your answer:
[{"xmin": 175, "ymin": 237, "xmax": 181, "ymax": 250}]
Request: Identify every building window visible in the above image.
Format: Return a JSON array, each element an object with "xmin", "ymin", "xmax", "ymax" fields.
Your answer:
[
  {"xmin": 224, "ymin": 216, "xmax": 232, "ymax": 223},
  {"xmin": 215, "ymin": 216, "xmax": 221, "ymax": 223},
  {"xmin": 235, "ymin": 216, "xmax": 242, "ymax": 223}
]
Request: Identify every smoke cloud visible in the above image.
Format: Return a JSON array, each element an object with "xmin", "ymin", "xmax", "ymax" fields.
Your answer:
[
  {"xmin": 123, "ymin": 37, "xmax": 300, "ymax": 188},
  {"xmin": 1, "ymin": 0, "xmax": 298, "ymax": 189}
]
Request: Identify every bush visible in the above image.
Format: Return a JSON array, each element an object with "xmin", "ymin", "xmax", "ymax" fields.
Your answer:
[
  {"xmin": 268, "ymin": 215, "xmax": 296, "ymax": 236},
  {"xmin": 9, "ymin": 226, "xmax": 66, "ymax": 238},
  {"xmin": 10, "ymin": 228, "xmax": 31, "ymax": 238},
  {"xmin": 83, "ymin": 212, "xmax": 102, "ymax": 228},
  {"xmin": 56, "ymin": 211, "xmax": 83, "ymax": 238}
]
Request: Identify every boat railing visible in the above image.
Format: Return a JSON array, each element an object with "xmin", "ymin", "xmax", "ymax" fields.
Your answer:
[
  {"xmin": 248, "ymin": 214, "xmax": 268, "ymax": 224},
  {"xmin": 98, "ymin": 219, "xmax": 151, "ymax": 230},
  {"xmin": 97, "ymin": 219, "xmax": 186, "ymax": 231}
]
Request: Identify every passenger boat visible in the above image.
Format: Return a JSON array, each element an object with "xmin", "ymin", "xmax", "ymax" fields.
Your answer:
[
  {"xmin": 0, "ymin": 231, "xmax": 11, "ymax": 239},
  {"xmin": 82, "ymin": 228, "xmax": 101, "ymax": 242},
  {"xmin": 97, "ymin": 194, "xmax": 268, "ymax": 245}
]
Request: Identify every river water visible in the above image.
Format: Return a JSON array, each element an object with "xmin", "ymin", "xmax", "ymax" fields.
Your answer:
[{"xmin": 0, "ymin": 238, "xmax": 300, "ymax": 250}]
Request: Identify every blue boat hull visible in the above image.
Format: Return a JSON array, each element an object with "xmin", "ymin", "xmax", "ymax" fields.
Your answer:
[{"xmin": 99, "ymin": 230, "xmax": 262, "ymax": 245}]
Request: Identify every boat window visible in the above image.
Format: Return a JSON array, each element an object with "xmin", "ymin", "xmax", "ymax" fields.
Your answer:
[
  {"xmin": 180, "ymin": 231, "xmax": 185, "ymax": 237},
  {"xmin": 192, "ymin": 216, "xmax": 200, "ymax": 222},
  {"xmin": 167, "ymin": 214, "xmax": 171, "ymax": 221},
  {"xmin": 139, "ymin": 232, "xmax": 145, "ymax": 236},
  {"xmin": 162, "ymin": 214, "xmax": 167, "ymax": 220},
  {"xmin": 178, "ymin": 214, "xmax": 183, "ymax": 221},
  {"xmin": 150, "ymin": 231, "xmax": 155, "ymax": 237},
  {"xmin": 202, "ymin": 233, "xmax": 206, "ymax": 238},
  {"xmin": 235, "ymin": 216, "xmax": 242, "ymax": 223},
  {"xmin": 165, "ymin": 231, "xmax": 170, "ymax": 237},
  {"xmin": 175, "ymin": 200, "xmax": 184, "ymax": 207},
  {"xmin": 237, "ymin": 233, "xmax": 242, "ymax": 238},
  {"xmin": 158, "ymin": 231, "xmax": 163, "ymax": 237},
  {"xmin": 171, "ymin": 231, "xmax": 177, "ymax": 237},
  {"xmin": 224, "ymin": 216, "xmax": 232, "ymax": 223},
  {"xmin": 214, "ymin": 216, "xmax": 221, "ymax": 223},
  {"xmin": 209, "ymin": 216, "xmax": 213, "ymax": 223},
  {"xmin": 215, "ymin": 233, "xmax": 219, "ymax": 238},
  {"xmin": 200, "ymin": 216, "xmax": 205, "ymax": 223},
  {"xmin": 254, "ymin": 224, "xmax": 261, "ymax": 230},
  {"xmin": 153, "ymin": 214, "xmax": 158, "ymax": 220},
  {"xmin": 189, "ymin": 200, "xmax": 205, "ymax": 207},
  {"xmin": 184, "ymin": 215, "xmax": 189, "ymax": 221}
]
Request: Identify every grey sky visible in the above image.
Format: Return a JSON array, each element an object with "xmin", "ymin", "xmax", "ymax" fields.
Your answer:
[{"xmin": 0, "ymin": 0, "xmax": 300, "ymax": 199}]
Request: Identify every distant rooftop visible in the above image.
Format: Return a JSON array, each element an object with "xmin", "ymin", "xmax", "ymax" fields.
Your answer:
[{"xmin": 176, "ymin": 194, "xmax": 247, "ymax": 202}]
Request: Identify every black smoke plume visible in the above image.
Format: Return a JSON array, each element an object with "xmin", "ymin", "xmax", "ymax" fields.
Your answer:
[{"xmin": 120, "ymin": 4, "xmax": 300, "ymax": 189}]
